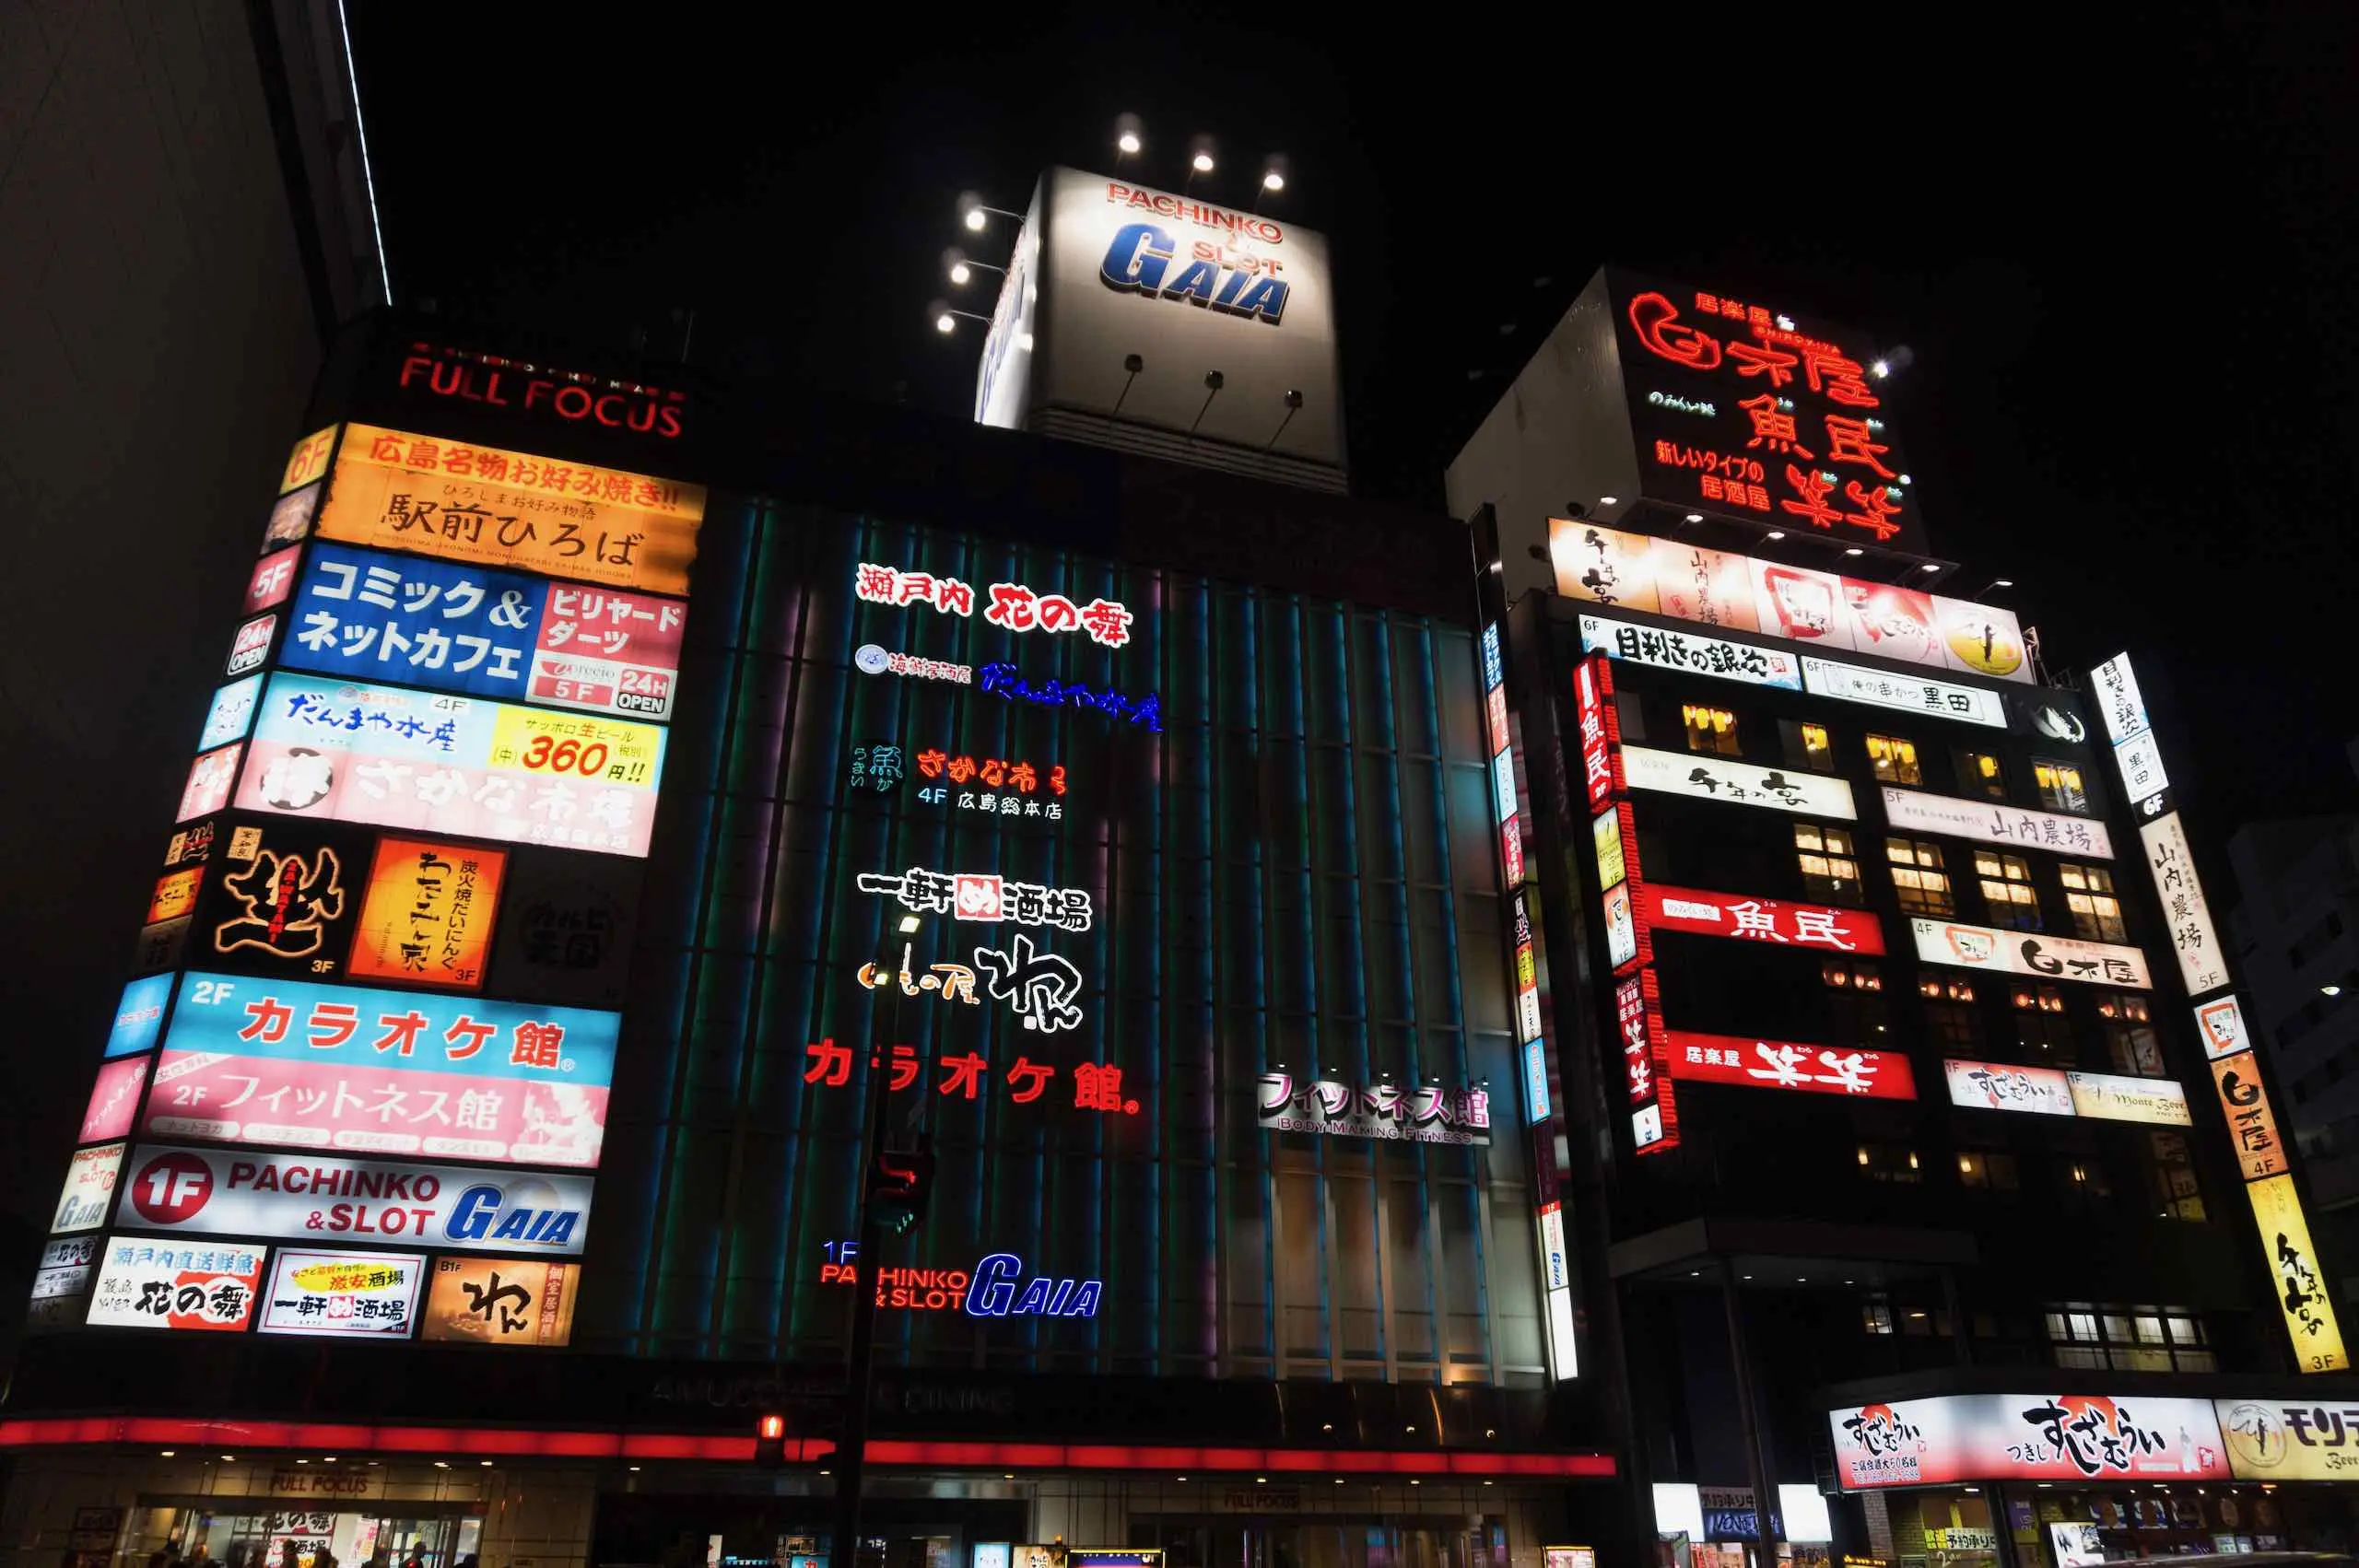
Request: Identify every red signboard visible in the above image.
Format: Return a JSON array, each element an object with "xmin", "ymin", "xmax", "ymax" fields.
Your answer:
[
  {"xmin": 1666, "ymin": 1031, "xmax": 1916, "ymax": 1101},
  {"xmin": 1574, "ymin": 656, "xmax": 1617, "ymax": 811},
  {"xmin": 1640, "ymin": 885, "xmax": 1884, "ymax": 954},
  {"xmin": 1608, "ymin": 270, "xmax": 1926, "ymax": 556}
]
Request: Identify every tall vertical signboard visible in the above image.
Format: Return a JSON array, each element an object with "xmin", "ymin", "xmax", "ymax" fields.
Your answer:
[
  {"xmin": 2092, "ymin": 653, "xmax": 2345, "ymax": 1371},
  {"xmin": 1482, "ymin": 622, "xmax": 1579, "ymax": 1380},
  {"xmin": 35, "ymin": 401, "xmax": 707, "ymax": 1346}
]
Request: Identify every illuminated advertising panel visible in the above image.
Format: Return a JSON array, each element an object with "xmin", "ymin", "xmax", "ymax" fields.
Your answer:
[
  {"xmin": 280, "ymin": 544, "xmax": 687, "ymax": 720},
  {"xmin": 105, "ymin": 975, "xmax": 174, "ymax": 1059},
  {"xmin": 147, "ymin": 1048, "xmax": 609, "ymax": 1167},
  {"xmin": 2141, "ymin": 813, "xmax": 2230, "ymax": 996},
  {"xmin": 1554, "ymin": 520, "xmax": 2032, "ymax": 682},
  {"xmin": 180, "ymin": 744, "xmax": 241, "ymax": 822},
  {"xmin": 30, "ymin": 1236, "xmax": 98, "ymax": 1328},
  {"xmin": 1578, "ymin": 613, "xmax": 1800, "ymax": 690},
  {"xmin": 2216, "ymin": 1398, "xmax": 2359, "ymax": 1480},
  {"xmin": 315, "ymin": 423, "xmax": 706, "ymax": 595},
  {"xmin": 1622, "ymin": 745, "xmax": 1858, "ymax": 819},
  {"xmin": 1255, "ymin": 1074, "xmax": 1489, "ymax": 1146},
  {"xmin": 1911, "ymin": 919, "xmax": 2152, "ymax": 989},
  {"xmin": 2209, "ymin": 1053, "xmax": 2289, "ymax": 1180},
  {"xmin": 419, "ymin": 1256, "xmax": 577, "ymax": 1346},
  {"xmin": 1608, "ymin": 274, "xmax": 1928, "ymax": 555},
  {"xmin": 2089, "ymin": 654, "xmax": 2151, "ymax": 746},
  {"xmin": 259, "ymin": 1248, "xmax": 426, "ymax": 1338},
  {"xmin": 2196, "ymin": 995, "xmax": 2255, "ymax": 1060},
  {"xmin": 1667, "ymin": 1032, "xmax": 1915, "ymax": 1100},
  {"xmin": 1944, "ymin": 1059, "xmax": 2074, "ymax": 1117},
  {"xmin": 1592, "ymin": 808, "xmax": 1625, "ymax": 890},
  {"xmin": 2115, "ymin": 731, "xmax": 2171, "ymax": 817},
  {"xmin": 86, "ymin": 1235, "xmax": 264, "ymax": 1332},
  {"xmin": 1602, "ymin": 883, "xmax": 1638, "ymax": 970},
  {"xmin": 199, "ymin": 675, "xmax": 265, "ymax": 751},
  {"xmin": 1880, "ymin": 788, "xmax": 2113, "ymax": 859},
  {"xmin": 2064, "ymin": 1071, "xmax": 2192, "ymax": 1127},
  {"xmin": 1801, "ymin": 656, "xmax": 2005, "ymax": 729},
  {"xmin": 1639, "ymin": 884, "xmax": 1884, "ymax": 954},
  {"xmin": 2247, "ymin": 1175, "xmax": 2349, "ymax": 1370},
  {"xmin": 162, "ymin": 971, "xmax": 616, "ymax": 1082},
  {"xmin": 235, "ymin": 673, "xmax": 665, "ymax": 857},
  {"xmin": 79, "ymin": 1056, "xmax": 149, "ymax": 1145},
  {"xmin": 193, "ymin": 821, "xmax": 363, "ymax": 977},
  {"xmin": 282, "ymin": 427, "xmax": 335, "ymax": 494},
  {"xmin": 349, "ymin": 836, "xmax": 506, "ymax": 989},
  {"xmin": 263, "ymin": 482, "xmax": 321, "ymax": 552},
  {"xmin": 1827, "ymin": 1393, "xmax": 2227, "ymax": 1490},
  {"xmin": 52, "ymin": 1143, "xmax": 124, "ymax": 1234},
  {"xmin": 118, "ymin": 1145, "xmax": 593, "ymax": 1255},
  {"xmin": 227, "ymin": 614, "xmax": 276, "ymax": 676},
  {"xmin": 1574, "ymin": 658, "xmax": 1616, "ymax": 809},
  {"xmin": 248, "ymin": 546, "xmax": 301, "ymax": 614},
  {"xmin": 854, "ymin": 561, "xmax": 1136, "ymax": 648}
]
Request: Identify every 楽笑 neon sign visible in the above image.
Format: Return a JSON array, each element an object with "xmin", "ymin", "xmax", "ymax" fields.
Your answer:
[
  {"xmin": 820, "ymin": 1241, "xmax": 1102, "ymax": 1316},
  {"xmin": 854, "ymin": 564, "xmax": 1134, "ymax": 649}
]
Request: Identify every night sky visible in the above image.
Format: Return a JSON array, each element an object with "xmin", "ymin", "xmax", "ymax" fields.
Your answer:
[{"xmin": 6, "ymin": 9, "xmax": 2355, "ymax": 1239}]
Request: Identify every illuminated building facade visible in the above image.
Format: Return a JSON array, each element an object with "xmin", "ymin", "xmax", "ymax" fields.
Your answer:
[
  {"xmin": 0, "ymin": 312, "xmax": 1617, "ymax": 1568},
  {"xmin": 1452, "ymin": 266, "xmax": 2359, "ymax": 1568}
]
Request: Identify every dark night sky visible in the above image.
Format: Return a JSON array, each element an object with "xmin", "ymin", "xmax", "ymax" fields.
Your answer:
[
  {"xmin": 6, "ymin": 7, "xmax": 2356, "ymax": 1241},
  {"xmin": 346, "ymin": 6, "xmax": 2359, "ymax": 835}
]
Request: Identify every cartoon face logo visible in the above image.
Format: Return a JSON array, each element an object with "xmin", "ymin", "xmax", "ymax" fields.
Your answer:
[
  {"xmin": 854, "ymin": 643, "xmax": 891, "ymax": 675},
  {"xmin": 260, "ymin": 747, "xmax": 335, "ymax": 811}
]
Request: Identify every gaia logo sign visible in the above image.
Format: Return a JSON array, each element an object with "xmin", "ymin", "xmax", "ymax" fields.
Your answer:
[
  {"xmin": 819, "ymin": 1241, "xmax": 1104, "ymax": 1316},
  {"xmin": 1100, "ymin": 223, "xmax": 1289, "ymax": 322}
]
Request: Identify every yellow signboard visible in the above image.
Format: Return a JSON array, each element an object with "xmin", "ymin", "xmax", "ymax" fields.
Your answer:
[
  {"xmin": 281, "ymin": 426, "xmax": 335, "ymax": 494},
  {"xmin": 487, "ymin": 706, "xmax": 664, "ymax": 788},
  {"xmin": 2247, "ymin": 1175, "xmax": 2349, "ymax": 1372},
  {"xmin": 315, "ymin": 422, "xmax": 705, "ymax": 595}
]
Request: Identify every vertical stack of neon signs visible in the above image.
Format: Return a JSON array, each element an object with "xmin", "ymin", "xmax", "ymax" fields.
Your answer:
[
  {"xmin": 1573, "ymin": 654, "xmax": 1676, "ymax": 1156},
  {"xmin": 33, "ymin": 420, "xmax": 703, "ymax": 1350},
  {"xmin": 2092, "ymin": 652, "xmax": 2347, "ymax": 1372},
  {"xmin": 1483, "ymin": 622, "xmax": 1578, "ymax": 1380}
]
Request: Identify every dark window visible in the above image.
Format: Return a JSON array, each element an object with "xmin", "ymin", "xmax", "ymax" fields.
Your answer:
[
  {"xmin": 1794, "ymin": 823, "xmax": 1860, "ymax": 903},
  {"xmin": 1782, "ymin": 720, "xmax": 1837, "ymax": 773},
  {"xmin": 2143, "ymin": 1132, "xmax": 2205, "ymax": 1222},
  {"xmin": 2034, "ymin": 758, "xmax": 2092, "ymax": 813},
  {"xmin": 1887, "ymin": 837, "xmax": 1953, "ymax": 917},
  {"xmin": 1684, "ymin": 703, "xmax": 1741, "ymax": 757},
  {"xmin": 2100, "ymin": 993, "xmax": 2163, "ymax": 1076},
  {"xmin": 1956, "ymin": 750, "xmax": 2008, "ymax": 800},
  {"xmin": 2061, "ymin": 863, "xmax": 2127, "ymax": 942},
  {"xmin": 1867, "ymin": 732, "xmax": 1922, "ymax": 787},
  {"xmin": 1975, "ymin": 849, "xmax": 2042, "ymax": 931}
]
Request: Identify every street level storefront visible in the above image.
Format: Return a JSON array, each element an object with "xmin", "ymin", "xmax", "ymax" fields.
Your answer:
[
  {"xmin": 1823, "ymin": 1388, "xmax": 2359, "ymax": 1566},
  {"xmin": 0, "ymin": 1427, "xmax": 1612, "ymax": 1568}
]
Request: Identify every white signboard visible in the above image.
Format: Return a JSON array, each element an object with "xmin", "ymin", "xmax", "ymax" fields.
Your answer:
[
  {"xmin": 1944, "ymin": 1059, "xmax": 2075, "ymax": 1117},
  {"xmin": 1802, "ymin": 656, "xmax": 2005, "ymax": 728},
  {"xmin": 2142, "ymin": 812, "xmax": 2231, "ymax": 998},
  {"xmin": 1580, "ymin": 614, "xmax": 1801, "ymax": 690},
  {"xmin": 260, "ymin": 1248, "xmax": 426, "ymax": 1338},
  {"xmin": 2067, "ymin": 1071, "xmax": 2193, "ymax": 1127},
  {"xmin": 2115, "ymin": 731, "xmax": 2171, "ymax": 813},
  {"xmin": 992, "ymin": 167, "xmax": 1345, "ymax": 474},
  {"xmin": 53, "ymin": 1142, "xmax": 124, "ymax": 1234},
  {"xmin": 2195, "ymin": 996, "xmax": 2255, "ymax": 1061},
  {"xmin": 1881, "ymin": 787, "xmax": 2113, "ymax": 860},
  {"xmin": 1621, "ymin": 745, "xmax": 1857, "ymax": 820},
  {"xmin": 1912, "ymin": 919, "xmax": 2152, "ymax": 989},
  {"xmin": 117, "ymin": 1145, "xmax": 593, "ymax": 1255},
  {"xmin": 2091, "ymin": 653, "xmax": 2151, "ymax": 745}
]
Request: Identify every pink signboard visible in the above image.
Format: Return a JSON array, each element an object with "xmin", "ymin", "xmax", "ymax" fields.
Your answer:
[
  {"xmin": 147, "ymin": 1049, "xmax": 608, "ymax": 1168},
  {"xmin": 79, "ymin": 1056, "xmax": 150, "ymax": 1145},
  {"xmin": 1828, "ymin": 1393, "xmax": 2228, "ymax": 1490}
]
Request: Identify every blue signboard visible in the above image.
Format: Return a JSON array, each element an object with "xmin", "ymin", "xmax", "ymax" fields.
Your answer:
[
  {"xmin": 106, "ymin": 974, "xmax": 176, "ymax": 1059},
  {"xmin": 280, "ymin": 543, "xmax": 548, "ymax": 701},
  {"xmin": 198, "ymin": 674, "xmax": 264, "ymax": 751},
  {"xmin": 163, "ymin": 971, "xmax": 617, "ymax": 1085}
]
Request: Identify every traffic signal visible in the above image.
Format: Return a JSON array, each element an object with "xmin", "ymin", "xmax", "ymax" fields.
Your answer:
[
  {"xmin": 870, "ymin": 1138, "xmax": 936, "ymax": 1236},
  {"xmin": 755, "ymin": 1412, "xmax": 787, "ymax": 1468}
]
